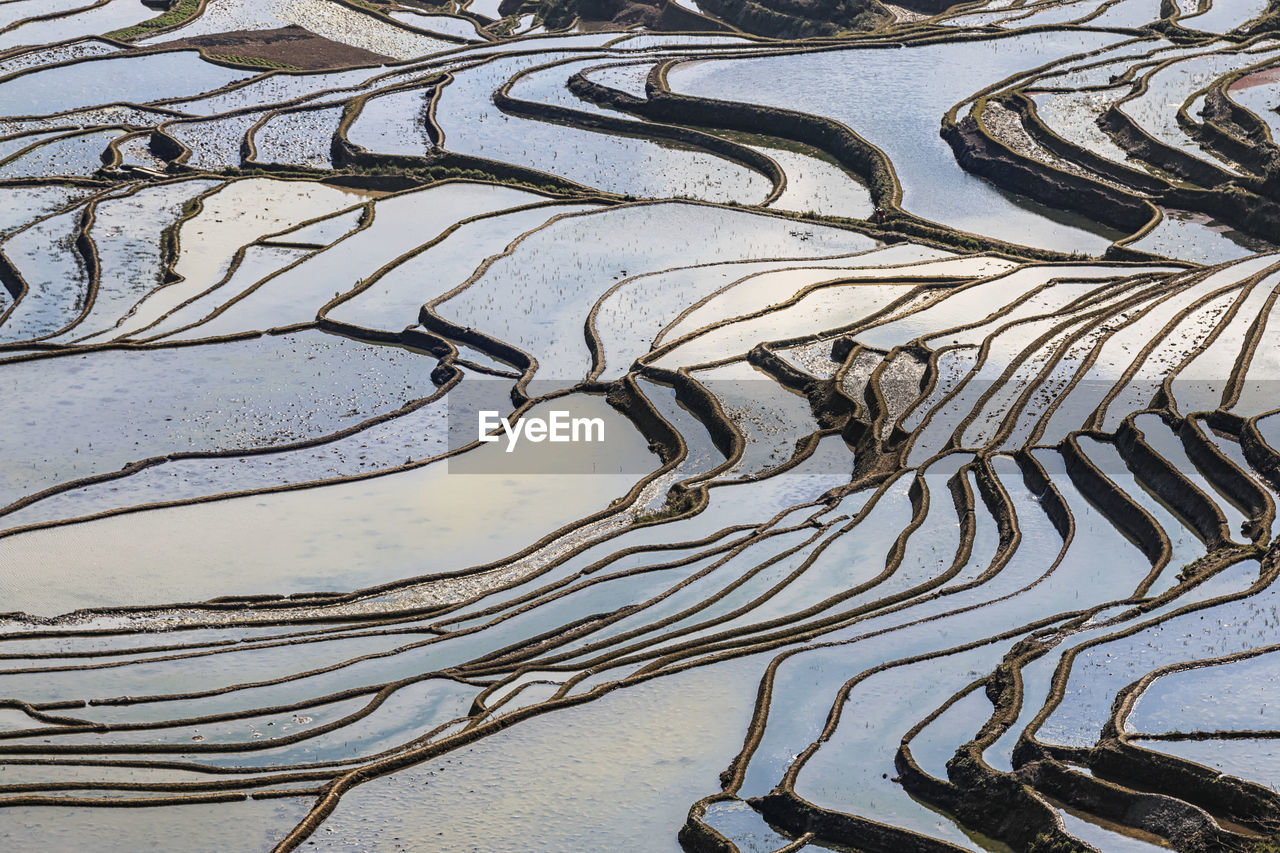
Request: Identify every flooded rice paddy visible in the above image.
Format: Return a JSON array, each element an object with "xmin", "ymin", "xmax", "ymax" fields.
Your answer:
[{"xmin": 1, "ymin": 0, "xmax": 1280, "ymax": 851}]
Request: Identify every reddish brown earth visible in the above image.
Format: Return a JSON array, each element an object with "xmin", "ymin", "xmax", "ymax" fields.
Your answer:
[
  {"xmin": 1230, "ymin": 65, "xmax": 1280, "ymax": 92},
  {"xmin": 152, "ymin": 25, "xmax": 392, "ymax": 71}
]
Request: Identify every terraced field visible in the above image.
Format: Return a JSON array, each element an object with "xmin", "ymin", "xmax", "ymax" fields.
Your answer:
[{"xmin": 3, "ymin": 0, "xmax": 1280, "ymax": 851}]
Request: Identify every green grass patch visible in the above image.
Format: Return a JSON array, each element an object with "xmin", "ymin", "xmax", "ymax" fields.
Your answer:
[
  {"xmin": 1028, "ymin": 833, "xmax": 1090, "ymax": 853},
  {"xmin": 107, "ymin": 0, "xmax": 203, "ymax": 40},
  {"xmin": 491, "ymin": 15, "xmax": 520, "ymax": 35},
  {"xmin": 205, "ymin": 53, "xmax": 299, "ymax": 71}
]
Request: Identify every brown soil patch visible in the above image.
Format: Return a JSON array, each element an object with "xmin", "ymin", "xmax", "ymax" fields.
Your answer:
[
  {"xmin": 568, "ymin": 0, "xmax": 664, "ymax": 28},
  {"xmin": 1229, "ymin": 65, "xmax": 1280, "ymax": 92},
  {"xmin": 153, "ymin": 25, "xmax": 392, "ymax": 71}
]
